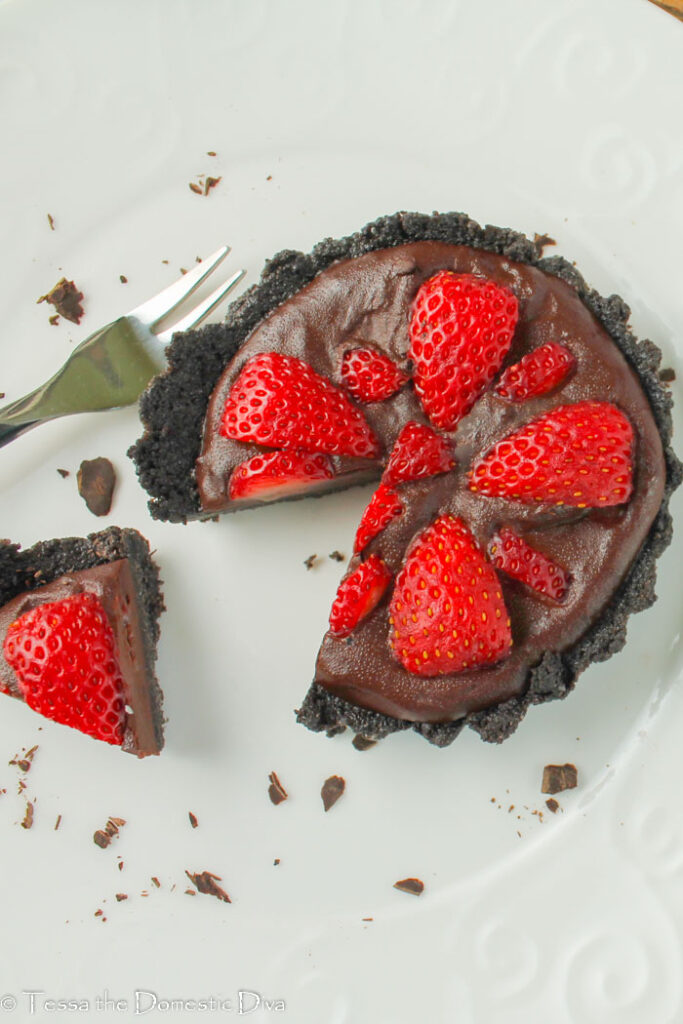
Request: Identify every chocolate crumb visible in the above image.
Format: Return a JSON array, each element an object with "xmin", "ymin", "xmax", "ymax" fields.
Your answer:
[
  {"xmin": 77, "ymin": 457, "xmax": 116, "ymax": 517},
  {"xmin": 48, "ymin": 314, "xmax": 60, "ymax": 326},
  {"xmin": 304, "ymin": 554, "xmax": 318, "ymax": 570},
  {"xmin": 321, "ymin": 775, "xmax": 345, "ymax": 812},
  {"xmin": 10, "ymin": 744, "xmax": 38, "ymax": 772},
  {"xmin": 189, "ymin": 182, "xmax": 203, "ymax": 195},
  {"xmin": 188, "ymin": 811, "xmax": 198, "ymax": 829},
  {"xmin": 533, "ymin": 232, "xmax": 557, "ymax": 253},
  {"xmin": 47, "ymin": 213, "xmax": 55, "ymax": 231},
  {"xmin": 352, "ymin": 734, "xmax": 376, "ymax": 751},
  {"xmin": 659, "ymin": 367, "xmax": 676, "ymax": 383},
  {"xmin": 21, "ymin": 802, "xmax": 34, "ymax": 829},
  {"xmin": 185, "ymin": 870, "xmax": 231, "ymax": 903},
  {"xmin": 329, "ymin": 550, "xmax": 345, "ymax": 562},
  {"xmin": 93, "ymin": 816, "xmax": 126, "ymax": 849},
  {"xmin": 57, "ymin": 468, "xmax": 70, "ymax": 478},
  {"xmin": 54, "ymin": 814, "xmax": 62, "ymax": 831},
  {"xmin": 545, "ymin": 797, "xmax": 560, "ymax": 813},
  {"xmin": 151, "ymin": 877, "xmax": 161, "ymax": 888},
  {"xmin": 273, "ymin": 859, "xmax": 280, "ymax": 866},
  {"xmin": 203, "ymin": 176, "xmax": 221, "ymax": 196},
  {"xmin": 119, "ymin": 274, "xmax": 128, "ymax": 284},
  {"xmin": 37, "ymin": 278, "xmax": 84, "ymax": 324},
  {"xmin": 268, "ymin": 771, "xmax": 288, "ymax": 806},
  {"xmin": 115, "ymin": 893, "xmax": 128, "ymax": 902},
  {"xmin": 541, "ymin": 763, "xmax": 578, "ymax": 795},
  {"xmin": 393, "ymin": 877, "xmax": 424, "ymax": 896}
]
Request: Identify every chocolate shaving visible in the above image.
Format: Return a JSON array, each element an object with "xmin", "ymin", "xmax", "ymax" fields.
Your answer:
[
  {"xmin": 533, "ymin": 232, "xmax": 556, "ymax": 253},
  {"xmin": 118, "ymin": 860, "xmax": 124, "ymax": 871},
  {"xmin": 273, "ymin": 858, "xmax": 280, "ymax": 866},
  {"xmin": 352, "ymin": 734, "xmax": 376, "ymax": 751},
  {"xmin": 545, "ymin": 797, "xmax": 560, "ymax": 813},
  {"xmin": 185, "ymin": 870, "xmax": 231, "ymax": 903},
  {"xmin": 54, "ymin": 814, "xmax": 62, "ymax": 831},
  {"xmin": 660, "ymin": 367, "xmax": 676, "ymax": 383},
  {"xmin": 10, "ymin": 744, "xmax": 38, "ymax": 772},
  {"xmin": 207, "ymin": 151, "xmax": 217, "ymax": 157},
  {"xmin": 119, "ymin": 274, "xmax": 128, "ymax": 284},
  {"xmin": 304, "ymin": 554, "xmax": 318, "ymax": 570},
  {"xmin": 21, "ymin": 802, "xmax": 34, "ymax": 829},
  {"xmin": 115, "ymin": 893, "xmax": 128, "ymax": 902},
  {"xmin": 321, "ymin": 775, "xmax": 345, "ymax": 812},
  {"xmin": 266, "ymin": 175, "xmax": 273, "ymax": 181},
  {"xmin": 77, "ymin": 457, "xmax": 116, "ymax": 517},
  {"xmin": 268, "ymin": 771, "xmax": 288, "ymax": 806},
  {"xmin": 188, "ymin": 811, "xmax": 198, "ymax": 829},
  {"xmin": 329, "ymin": 550, "xmax": 345, "ymax": 562},
  {"xmin": 151, "ymin": 877, "xmax": 161, "ymax": 888},
  {"xmin": 203, "ymin": 176, "xmax": 221, "ymax": 196},
  {"xmin": 93, "ymin": 816, "xmax": 126, "ymax": 849},
  {"xmin": 48, "ymin": 314, "xmax": 60, "ymax": 326},
  {"xmin": 47, "ymin": 213, "xmax": 55, "ymax": 231},
  {"xmin": 541, "ymin": 763, "xmax": 578, "ymax": 795},
  {"xmin": 185, "ymin": 888, "xmax": 196, "ymax": 895},
  {"xmin": 188, "ymin": 182, "xmax": 203, "ymax": 195},
  {"xmin": 393, "ymin": 877, "xmax": 424, "ymax": 896},
  {"xmin": 362, "ymin": 916, "xmax": 374, "ymax": 921},
  {"xmin": 37, "ymin": 277, "xmax": 84, "ymax": 324},
  {"xmin": 57, "ymin": 468, "xmax": 70, "ymax": 478}
]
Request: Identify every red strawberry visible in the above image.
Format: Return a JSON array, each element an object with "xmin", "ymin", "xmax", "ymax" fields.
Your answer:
[
  {"xmin": 496, "ymin": 341, "xmax": 576, "ymax": 402},
  {"xmin": 389, "ymin": 515, "xmax": 512, "ymax": 676},
  {"xmin": 383, "ymin": 421, "xmax": 455, "ymax": 487},
  {"xmin": 229, "ymin": 450, "xmax": 334, "ymax": 503},
  {"xmin": 489, "ymin": 527, "xmax": 570, "ymax": 602},
  {"xmin": 341, "ymin": 347, "xmax": 409, "ymax": 403},
  {"xmin": 220, "ymin": 352, "xmax": 380, "ymax": 459},
  {"xmin": 409, "ymin": 271, "xmax": 519, "ymax": 430},
  {"xmin": 328, "ymin": 555, "xmax": 392, "ymax": 638},
  {"xmin": 3, "ymin": 593, "xmax": 126, "ymax": 745},
  {"xmin": 469, "ymin": 401, "xmax": 634, "ymax": 508},
  {"xmin": 353, "ymin": 483, "xmax": 403, "ymax": 554}
]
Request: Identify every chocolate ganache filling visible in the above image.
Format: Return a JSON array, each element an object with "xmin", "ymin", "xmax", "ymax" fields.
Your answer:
[{"xmin": 197, "ymin": 241, "xmax": 665, "ymax": 723}]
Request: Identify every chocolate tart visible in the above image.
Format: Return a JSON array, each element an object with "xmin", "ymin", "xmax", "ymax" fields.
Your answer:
[
  {"xmin": 0, "ymin": 526, "xmax": 165, "ymax": 755},
  {"xmin": 130, "ymin": 212, "xmax": 681, "ymax": 745}
]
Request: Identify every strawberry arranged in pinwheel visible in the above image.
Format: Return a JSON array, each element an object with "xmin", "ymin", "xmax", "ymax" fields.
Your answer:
[
  {"xmin": 341, "ymin": 347, "xmax": 409, "ymax": 403},
  {"xmin": 495, "ymin": 341, "xmax": 575, "ymax": 402}
]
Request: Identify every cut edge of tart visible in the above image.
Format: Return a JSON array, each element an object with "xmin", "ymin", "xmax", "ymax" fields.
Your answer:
[
  {"xmin": 0, "ymin": 526, "xmax": 165, "ymax": 756},
  {"xmin": 129, "ymin": 211, "xmax": 682, "ymax": 746}
]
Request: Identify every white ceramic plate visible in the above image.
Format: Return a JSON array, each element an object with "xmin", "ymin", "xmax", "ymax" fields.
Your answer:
[{"xmin": 1, "ymin": 0, "xmax": 682, "ymax": 1020}]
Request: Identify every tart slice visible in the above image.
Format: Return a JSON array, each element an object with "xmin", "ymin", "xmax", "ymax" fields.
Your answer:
[
  {"xmin": 130, "ymin": 212, "xmax": 681, "ymax": 746},
  {"xmin": 0, "ymin": 527, "xmax": 165, "ymax": 756}
]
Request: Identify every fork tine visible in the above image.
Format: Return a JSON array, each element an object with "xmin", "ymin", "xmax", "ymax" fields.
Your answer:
[
  {"xmin": 155, "ymin": 269, "xmax": 246, "ymax": 345},
  {"xmin": 127, "ymin": 245, "xmax": 230, "ymax": 327}
]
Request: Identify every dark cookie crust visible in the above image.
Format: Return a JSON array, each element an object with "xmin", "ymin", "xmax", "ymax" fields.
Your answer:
[
  {"xmin": 0, "ymin": 526, "xmax": 165, "ymax": 751},
  {"xmin": 129, "ymin": 211, "xmax": 681, "ymax": 745}
]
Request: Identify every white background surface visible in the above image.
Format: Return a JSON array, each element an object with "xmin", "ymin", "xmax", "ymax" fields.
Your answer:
[{"xmin": 1, "ymin": 0, "xmax": 683, "ymax": 1021}]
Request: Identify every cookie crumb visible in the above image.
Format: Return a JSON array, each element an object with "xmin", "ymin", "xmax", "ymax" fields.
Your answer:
[
  {"xmin": 352, "ymin": 734, "xmax": 376, "ymax": 751},
  {"xmin": 659, "ymin": 367, "xmax": 676, "ymax": 383},
  {"xmin": 37, "ymin": 278, "xmax": 84, "ymax": 324}
]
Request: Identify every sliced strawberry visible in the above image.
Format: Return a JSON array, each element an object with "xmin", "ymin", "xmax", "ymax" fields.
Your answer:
[
  {"xmin": 489, "ymin": 527, "xmax": 570, "ymax": 602},
  {"xmin": 328, "ymin": 555, "xmax": 392, "ymax": 638},
  {"xmin": 220, "ymin": 352, "xmax": 380, "ymax": 459},
  {"xmin": 469, "ymin": 401, "xmax": 634, "ymax": 508},
  {"xmin": 389, "ymin": 515, "xmax": 512, "ymax": 676},
  {"xmin": 341, "ymin": 347, "xmax": 409, "ymax": 403},
  {"xmin": 383, "ymin": 421, "xmax": 455, "ymax": 487},
  {"xmin": 3, "ymin": 593, "xmax": 126, "ymax": 745},
  {"xmin": 409, "ymin": 271, "xmax": 519, "ymax": 430},
  {"xmin": 353, "ymin": 483, "xmax": 403, "ymax": 554},
  {"xmin": 229, "ymin": 450, "xmax": 334, "ymax": 503},
  {"xmin": 496, "ymin": 342, "xmax": 576, "ymax": 402}
]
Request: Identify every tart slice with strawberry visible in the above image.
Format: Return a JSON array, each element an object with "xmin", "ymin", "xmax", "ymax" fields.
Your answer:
[{"xmin": 0, "ymin": 527, "xmax": 165, "ymax": 756}]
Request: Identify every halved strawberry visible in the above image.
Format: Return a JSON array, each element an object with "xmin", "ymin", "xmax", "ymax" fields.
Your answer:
[
  {"xmin": 341, "ymin": 347, "xmax": 409, "ymax": 403},
  {"xmin": 328, "ymin": 555, "xmax": 392, "ymax": 638},
  {"xmin": 495, "ymin": 341, "xmax": 576, "ymax": 402},
  {"xmin": 353, "ymin": 483, "xmax": 403, "ymax": 554},
  {"xmin": 409, "ymin": 271, "xmax": 519, "ymax": 430},
  {"xmin": 3, "ymin": 593, "xmax": 126, "ymax": 745},
  {"xmin": 489, "ymin": 527, "xmax": 570, "ymax": 602},
  {"xmin": 229, "ymin": 450, "xmax": 334, "ymax": 503},
  {"xmin": 389, "ymin": 515, "xmax": 512, "ymax": 676},
  {"xmin": 383, "ymin": 421, "xmax": 455, "ymax": 487},
  {"xmin": 469, "ymin": 401, "xmax": 634, "ymax": 508},
  {"xmin": 220, "ymin": 352, "xmax": 380, "ymax": 459}
]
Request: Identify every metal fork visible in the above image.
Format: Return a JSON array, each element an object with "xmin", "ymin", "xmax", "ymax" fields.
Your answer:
[{"xmin": 0, "ymin": 246, "xmax": 245, "ymax": 448}]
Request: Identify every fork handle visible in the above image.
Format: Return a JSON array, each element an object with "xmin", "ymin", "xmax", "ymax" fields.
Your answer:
[{"xmin": 0, "ymin": 420, "xmax": 38, "ymax": 448}]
